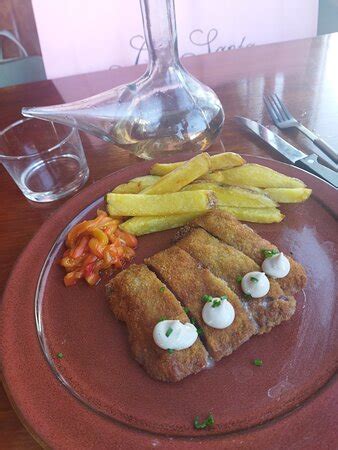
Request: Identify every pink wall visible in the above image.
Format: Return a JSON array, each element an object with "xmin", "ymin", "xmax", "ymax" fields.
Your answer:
[{"xmin": 32, "ymin": 0, "xmax": 319, "ymax": 79}]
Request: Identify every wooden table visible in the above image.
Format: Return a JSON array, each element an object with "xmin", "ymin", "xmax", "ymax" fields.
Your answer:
[{"xmin": 1, "ymin": 33, "xmax": 337, "ymax": 448}]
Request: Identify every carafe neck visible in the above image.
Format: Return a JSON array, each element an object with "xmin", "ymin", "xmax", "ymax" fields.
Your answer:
[{"xmin": 140, "ymin": 0, "xmax": 180, "ymax": 70}]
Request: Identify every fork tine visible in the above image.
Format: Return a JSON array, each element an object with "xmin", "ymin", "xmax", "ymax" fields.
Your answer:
[
  {"xmin": 267, "ymin": 94, "xmax": 284, "ymax": 121},
  {"xmin": 273, "ymin": 94, "xmax": 293, "ymax": 120},
  {"xmin": 269, "ymin": 94, "xmax": 288, "ymax": 121},
  {"xmin": 264, "ymin": 95, "xmax": 281, "ymax": 125}
]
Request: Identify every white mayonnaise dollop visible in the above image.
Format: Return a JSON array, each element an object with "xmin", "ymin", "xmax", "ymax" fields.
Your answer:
[
  {"xmin": 241, "ymin": 271, "xmax": 270, "ymax": 298},
  {"xmin": 262, "ymin": 252, "xmax": 290, "ymax": 278},
  {"xmin": 202, "ymin": 297, "xmax": 235, "ymax": 329},
  {"xmin": 153, "ymin": 320, "xmax": 198, "ymax": 350}
]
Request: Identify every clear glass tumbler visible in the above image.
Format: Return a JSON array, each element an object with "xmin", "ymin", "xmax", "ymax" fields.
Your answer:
[{"xmin": 0, "ymin": 118, "xmax": 89, "ymax": 202}]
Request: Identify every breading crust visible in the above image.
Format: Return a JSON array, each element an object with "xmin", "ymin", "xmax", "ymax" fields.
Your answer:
[
  {"xmin": 106, "ymin": 264, "xmax": 208, "ymax": 382},
  {"xmin": 191, "ymin": 209, "xmax": 307, "ymax": 295},
  {"xmin": 176, "ymin": 228, "xmax": 296, "ymax": 334},
  {"xmin": 106, "ymin": 210, "xmax": 305, "ymax": 381},
  {"xmin": 146, "ymin": 246, "xmax": 256, "ymax": 360}
]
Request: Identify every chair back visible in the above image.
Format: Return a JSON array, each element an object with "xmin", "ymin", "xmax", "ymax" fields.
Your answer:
[{"xmin": 0, "ymin": 30, "xmax": 46, "ymax": 88}]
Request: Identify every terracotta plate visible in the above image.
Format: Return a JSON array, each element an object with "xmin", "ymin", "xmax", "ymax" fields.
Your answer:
[{"xmin": 1, "ymin": 153, "xmax": 337, "ymax": 449}]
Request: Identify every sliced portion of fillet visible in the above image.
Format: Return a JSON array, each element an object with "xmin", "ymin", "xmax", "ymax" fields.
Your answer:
[
  {"xmin": 176, "ymin": 228, "xmax": 296, "ymax": 334},
  {"xmin": 145, "ymin": 246, "xmax": 256, "ymax": 360},
  {"xmin": 191, "ymin": 209, "xmax": 306, "ymax": 295},
  {"xmin": 106, "ymin": 264, "xmax": 208, "ymax": 382}
]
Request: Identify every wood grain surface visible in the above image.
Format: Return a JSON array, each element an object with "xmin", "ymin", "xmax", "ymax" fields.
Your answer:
[{"xmin": 0, "ymin": 33, "xmax": 337, "ymax": 448}]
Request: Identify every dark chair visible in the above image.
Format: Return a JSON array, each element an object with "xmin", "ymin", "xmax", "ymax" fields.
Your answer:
[{"xmin": 0, "ymin": 30, "xmax": 46, "ymax": 88}]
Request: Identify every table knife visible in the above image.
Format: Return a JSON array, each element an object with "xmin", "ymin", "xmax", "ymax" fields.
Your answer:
[{"xmin": 235, "ymin": 116, "xmax": 338, "ymax": 188}]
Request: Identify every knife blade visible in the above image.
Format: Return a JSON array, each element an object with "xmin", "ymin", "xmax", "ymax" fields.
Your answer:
[{"xmin": 235, "ymin": 116, "xmax": 338, "ymax": 188}]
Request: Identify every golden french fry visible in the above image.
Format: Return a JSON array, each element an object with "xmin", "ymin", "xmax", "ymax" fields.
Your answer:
[
  {"xmin": 209, "ymin": 152, "xmax": 246, "ymax": 171},
  {"xmin": 183, "ymin": 182, "xmax": 276, "ymax": 208},
  {"xmin": 264, "ymin": 188, "xmax": 312, "ymax": 203},
  {"xmin": 220, "ymin": 185, "xmax": 265, "ymax": 194},
  {"xmin": 119, "ymin": 213, "xmax": 202, "ymax": 236},
  {"xmin": 142, "ymin": 153, "xmax": 211, "ymax": 194},
  {"xmin": 149, "ymin": 161, "xmax": 182, "ymax": 176},
  {"xmin": 149, "ymin": 152, "xmax": 245, "ymax": 176},
  {"xmin": 196, "ymin": 181, "xmax": 266, "ymax": 194},
  {"xmin": 202, "ymin": 172, "xmax": 222, "ymax": 183},
  {"xmin": 120, "ymin": 204, "xmax": 284, "ymax": 234},
  {"xmin": 130, "ymin": 175, "xmax": 161, "ymax": 186},
  {"xmin": 219, "ymin": 206, "xmax": 284, "ymax": 223},
  {"xmin": 112, "ymin": 175, "xmax": 160, "ymax": 194},
  {"xmin": 106, "ymin": 190, "xmax": 216, "ymax": 216},
  {"xmin": 205, "ymin": 164, "xmax": 306, "ymax": 188},
  {"xmin": 112, "ymin": 181, "xmax": 140, "ymax": 194}
]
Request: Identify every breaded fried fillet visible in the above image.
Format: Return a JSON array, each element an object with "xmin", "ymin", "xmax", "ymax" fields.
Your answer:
[
  {"xmin": 176, "ymin": 229, "xmax": 296, "ymax": 334},
  {"xmin": 106, "ymin": 264, "xmax": 208, "ymax": 382},
  {"xmin": 191, "ymin": 210, "xmax": 306, "ymax": 295},
  {"xmin": 146, "ymin": 246, "xmax": 256, "ymax": 360}
]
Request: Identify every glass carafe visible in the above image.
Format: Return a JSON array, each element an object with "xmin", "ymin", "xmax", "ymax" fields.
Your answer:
[{"xmin": 22, "ymin": 0, "xmax": 224, "ymax": 159}]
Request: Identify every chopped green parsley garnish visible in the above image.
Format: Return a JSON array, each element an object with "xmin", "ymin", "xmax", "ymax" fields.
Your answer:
[
  {"xmin": 220, "ymin": 295, "xmax": 228, "ymax": 301},
  {"xmin": 159, "ymin": 316, "xmax": 167, "ymax": 322},
  {"xmin": 261, "ymin": 248, "xmax": 279, "ymax": 258},
  {"xmin": 165, "ymin": 327, "xmax": 173, "ymax": 337},
  {"xmin": 202, "ymin": 294, "xmax": 213, "ymax": 303},
  {"xmin": 211, "ymin": 299, "xmax": 221, "ymax": 308},
  {"xmin": 252, "ymin": 358, "xmax": 263, "ymax": 366},
  {"xmin": 250, "ymin": 276, "xmax": 259, "ymax": 282},
  {"xmin": 244, "ymin": 293, "xmax": 252, "ymax": 299},
  {"xmin": 197, "ymin": 327, "xmax": 204, "ymax": 336},
  {"xmin": 183, "ymin": 306, "xmax": 190, "ymax": 314},
  {"xmin": 159, "ymin": 286, "xmax": 165, "ymax": 292},
  {"xmin": 57, "ymin": 352, "xmax": 63, "ymax": 359},
  {"xmin": 190, "ymin": 317, "xmax": 196, "ymax": 326},
  {"xmin": 167, "ymin": 348, "xmax": 174, "ymax": 355},
  {"xmin": 236, "ymin": 275, "xmax": 243, "ymax": 283},
  {"xmin": 194, "ymin": 413, "xmax": 215, "ymax": 430}
]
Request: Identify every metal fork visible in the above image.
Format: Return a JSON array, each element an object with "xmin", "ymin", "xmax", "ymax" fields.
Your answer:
[{"xmin": 264, "ymin": 93, "xmax": 338, "ymax": 167}]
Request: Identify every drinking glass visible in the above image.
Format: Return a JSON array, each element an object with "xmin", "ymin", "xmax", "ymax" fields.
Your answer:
[{"xmin": 0, "ymin": 118, "xmax": 89, "ymax": 202}]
